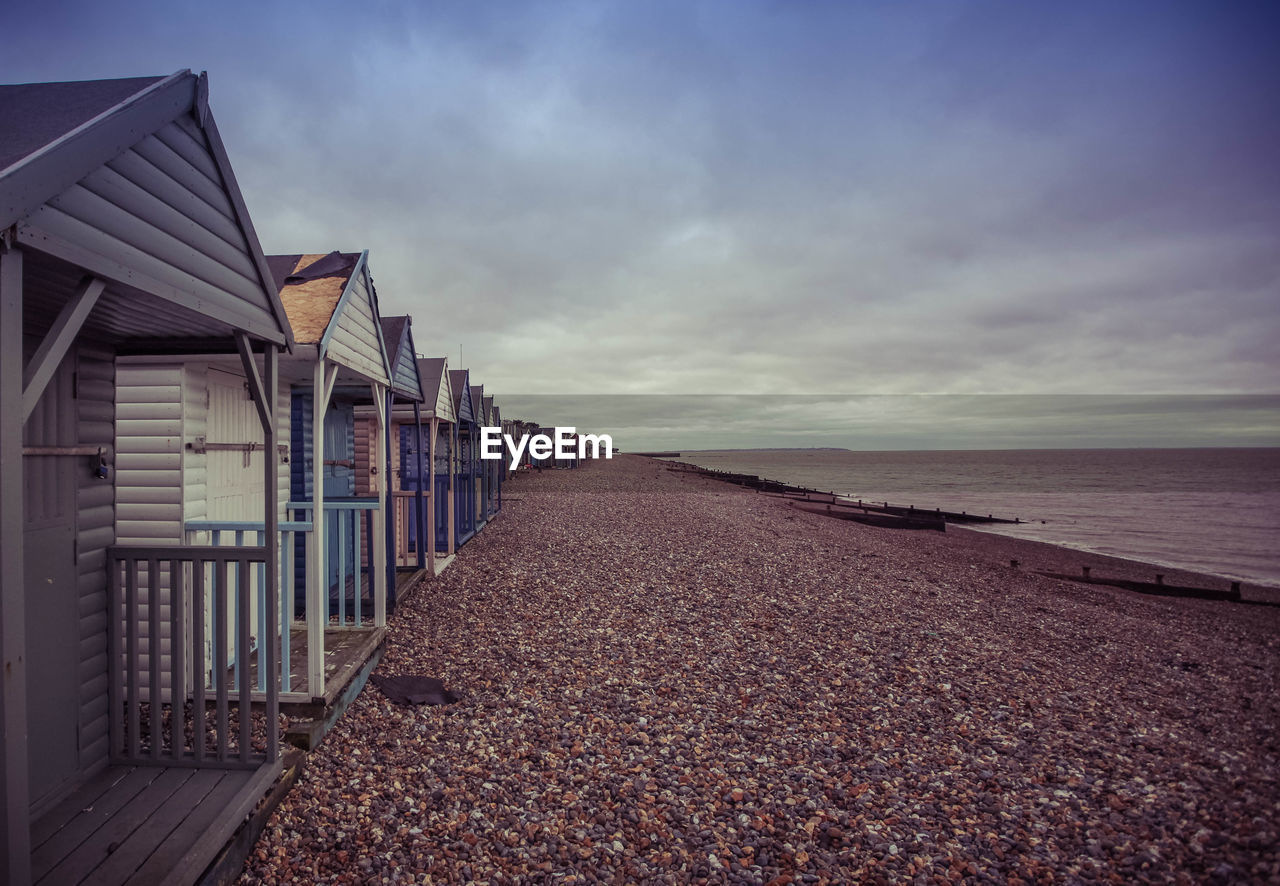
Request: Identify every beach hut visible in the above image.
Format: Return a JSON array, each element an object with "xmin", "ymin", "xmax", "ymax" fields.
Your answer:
[
  {"xmin": 483, "ymin": 396, "xmax": 503, "ymax": 518},
  {"xmin": 0, "ymin": 71, "xmax": 292, "ymax": 884},
  {"xmin": 266, "ymin": 250, "xmax": 392, "ymax": 710},
  {"xmin": 394, "ymin": 357, "xmax": 456, "ymax": 569},
  {"xmin": 472, "ymin": 384, "xmax": 489, "ymax": 531},
  {"xmin": 353, "ymin": 315, "xmax": 425, "ymax": 607},
  {"xmin": 448, "ymin": 369, "xmax": 478, "ymax": 546}
]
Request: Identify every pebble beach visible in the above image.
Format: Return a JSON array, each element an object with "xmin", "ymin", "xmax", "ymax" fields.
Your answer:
[{"xmin": 239, "ymin": 454, "xmax": 1280, "ymax": 885}]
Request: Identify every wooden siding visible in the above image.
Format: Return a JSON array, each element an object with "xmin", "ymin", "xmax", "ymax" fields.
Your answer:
[
  {"xmin": 181, "ymin": 364, "xmax": 208, "ymax": 529},
  {"xmin": 354, "ymin": 415, "xmax": 376, "ymax": 496},
  {"xmin": 17, "ymin": 117, "xmax": 282, "ymax": 340},
  {"xmin": 75, "ymin": 344, "xmax": 116, "ymax": 776},
  {"xmin": 435, "ymin": 374, "xmax": 456, "ymax": 423},
  {"xmin": 324, "ymin": 263, "xmax": 389, "ymax": 384},
  {"xmin": 113, "ymin": 363, "xmax": 183, "ymax": 704},
  {"xmin": 114, "ymin": 364, "xmax": 184, "ymax": 545}
]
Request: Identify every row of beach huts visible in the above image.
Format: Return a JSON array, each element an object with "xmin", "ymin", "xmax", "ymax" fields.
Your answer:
[{"xmin": 0, "ymin": 71, "xmax": 582, "ymax": 885}]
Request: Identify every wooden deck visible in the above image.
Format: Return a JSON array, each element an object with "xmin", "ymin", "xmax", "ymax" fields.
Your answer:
[
  {"xmin": 31, "ymin": 759, "xmax": 281, "ymax": 886},
  {"xmin": 241, "ymin": 624, "xmax": 384, "ymax": 704}
]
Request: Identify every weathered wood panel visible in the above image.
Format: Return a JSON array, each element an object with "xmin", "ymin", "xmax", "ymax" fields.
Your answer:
[
  {"xmin": 354, "ymin": 416, "xmax": 375, "ymax": 496},
  {"xmin": 324, "ymin": 264, "xmax": 389, "ymax": 383}
]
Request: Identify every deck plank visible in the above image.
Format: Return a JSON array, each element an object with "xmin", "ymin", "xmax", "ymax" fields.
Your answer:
[
  {"xmin": 37, "ymin": 767, "xmax": 195, "ymax": 886},
  {"xmin": 31, "ymin": 766, "xmax": 138, "ymax": 848},
  {"xmin": 158, "ymin": 762, "xmax": 281, "ymax": 886},
  {"xmin": 127, "ymin": 768, "xmax": 249, "ymax": 884},
  {"xmin": 32, "ymin": 767, "xmax": 161, "ymax": 883},
  {"xmin": 91, "ymin": 769, "xmax": 225, "ymax": 885}
]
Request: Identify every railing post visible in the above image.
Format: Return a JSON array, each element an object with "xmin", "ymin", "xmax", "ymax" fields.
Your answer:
[
  {"xmin": 336, "ymin": 510, "xmax": 346, "ymax": 628},
  {"xmin": 214, "ymin": 559, "xmax": 229, "ymax": 763},
  {"xmin": 193, "ymin": 557, "xmax": 206, "ymax": 764},
  {"xmin": 281, "ymin": 532, "xmax": 292, "ymax": 695},
  {"xmin": 126, "ymin": 558, "xmax": 140, "ymax": 761},
  {"xmin": 238, "ymin": 560, "xmax": 252, "ymax": 762},
  {"xmin": 108, "ymin": 554, "xmax": 123, "ymax": 760},
  {"xmin": 308, "ymin": 359, "xmax": 331, "ymax": 697},
  {"xmin": 147, "ymin": 557, "xmax": 161, "ymax": 761},
  {"xmin": 169, "ymin": 557, "xmax": 185, "ymax": 763}
]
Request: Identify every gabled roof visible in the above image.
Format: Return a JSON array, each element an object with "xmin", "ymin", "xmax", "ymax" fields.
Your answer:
[
  {"xmin": 1, "ymin": 71, "xmax": 294, "ymax": 348},
  {"xmin": 0, "ymin": 71, "xmax": 293, "ymax": 347},
  {"xmin": 482, "ymin": 394, "xmax": 494, "ymax": 426},
  {"xmin": 418, "ymin": 357, "xmax": 447, "ymax": 401},
  {"xmin": 380, "ymin": 315, "xmax": 424, "ymax": 402},
  {"xmin": 470, "ymin": 384, "xmax": 485, "ymax": 425},
  {"xmin": 271, "ymin": 250, "xmax": 391, "ymax": 385},
  {"xmin": 449, "ymin": 369, "xmax": 474, "ymax": 423}
]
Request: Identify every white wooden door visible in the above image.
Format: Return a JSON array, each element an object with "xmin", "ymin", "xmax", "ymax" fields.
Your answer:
[
  {"xmin": 207, "ymin": 369, "xmax": 265, "ymax": 520},
  {"xmin": 204, "ymin": 369, "xmax": 266, "ymax": 678}
]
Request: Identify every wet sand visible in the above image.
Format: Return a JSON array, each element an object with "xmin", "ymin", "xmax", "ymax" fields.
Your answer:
[{"xmin": 240, "ymin": 454, "xmax": 1279, "ymax": 884}]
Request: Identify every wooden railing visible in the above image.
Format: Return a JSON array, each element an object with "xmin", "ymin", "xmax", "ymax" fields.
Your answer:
[
  {"xmin": 184, "ymin": 521, "xmax": 311, "ymax": 693},
  {"xmin": 287, "ymin": 498, "xmax": 378, "ymax": 627},
  {"xmin": 108, "ymin": 545, "xmax": 279, "ymax": 768}
]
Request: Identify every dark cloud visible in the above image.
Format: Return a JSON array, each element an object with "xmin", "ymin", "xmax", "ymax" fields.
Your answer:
[{"xmin": 4, "ymin": 0, "xmax": 1277, "ymax": 447}]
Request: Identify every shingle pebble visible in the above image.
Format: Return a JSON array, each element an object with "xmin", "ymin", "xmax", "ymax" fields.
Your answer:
[{"xmin": 240, "ymin": 455, "xmax": 1280, "ymax": 884}]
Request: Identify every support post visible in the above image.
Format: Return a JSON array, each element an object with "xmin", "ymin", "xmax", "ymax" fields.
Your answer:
[
  {"xmin": 447, "ymin": 422, "xmax": 456, "ymax": 555},
  {"xmin": 383, "ymin": 390, "xmax": 396, "ymax": 607},
  {"xmin": 412, "ymin": 402, "xmax": 425, "ymax": 573},
  {"xmin": 262, "ymin": 345, "xmax": 279, "ymax": 762},
  {"xmin": 371, "ymin": 383, "xmax": 387, "ymax": 627},
  {"xmin": 425, "ymin": 415, "xmax": 436, "ymax": 574},
  {"xmin": 307, "ymin": 360, "xmax": 334, "ymax": 697},
  {"xmin": 0, "ymin": 242, "xmax": 31, "ymax": 885}
]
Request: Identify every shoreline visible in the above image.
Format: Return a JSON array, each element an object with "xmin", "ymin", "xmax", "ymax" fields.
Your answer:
[
  {"xmin": 661, "ymin": 454, "xmax": 1280, "ymax": 596},
  {"xmin": 241, "ymin": 454, "xmax": 1280, "ymax": 884}
]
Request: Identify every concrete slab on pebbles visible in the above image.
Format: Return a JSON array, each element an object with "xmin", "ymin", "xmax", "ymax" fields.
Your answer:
[{"xmin": 240, "ymin": 455, "xmax": 1280, "ymax": 885}]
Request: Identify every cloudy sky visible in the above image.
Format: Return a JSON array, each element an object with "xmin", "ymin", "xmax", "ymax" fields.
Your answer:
[{"xmin": 4, "ymin": 1, "xmax": 1278, "ymax": 447}]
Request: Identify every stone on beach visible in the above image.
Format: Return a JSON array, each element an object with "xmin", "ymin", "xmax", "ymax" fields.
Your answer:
[{"xmin": 239, "ymin": 455, "xmax": 1280, "ymax": 885}]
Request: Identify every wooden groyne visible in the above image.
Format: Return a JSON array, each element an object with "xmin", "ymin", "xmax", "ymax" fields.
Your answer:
[
  {"xmin": 659, "ymin": 459, "xmax": 1020, "ymax": 526},
  {"xmin": 1034, "ymin": 568, "xmax": 1244, "ymax": 603},
  {"xmin": 788, "ymin": 499, "xmax": 947, "ymax": 532}
]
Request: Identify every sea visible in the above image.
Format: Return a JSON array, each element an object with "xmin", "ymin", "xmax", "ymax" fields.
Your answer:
[{"xmin": 662, "ymin": 448, "xmax": 1280, "ymax": 588}]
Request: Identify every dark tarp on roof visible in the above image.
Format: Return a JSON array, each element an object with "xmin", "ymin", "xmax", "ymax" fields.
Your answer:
[
  {"xmin": 285, "ymin": 251, "xmax": 356, "ymax": 284},
  {"xmin": 0, "ymin": 76, "xmax": 165, "ymax": 172},
  {"xmin": 264, "ymin": 254, "xmax": 302, "ymax": 293},
  {"xmin": 264, "ymin": 251, "xmax": 359, "ymax": 293}
]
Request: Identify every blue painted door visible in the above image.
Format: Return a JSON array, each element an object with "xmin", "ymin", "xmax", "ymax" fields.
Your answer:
[
  {"xmin": 434, "ymin": 473, "xmax": 450, "ymax": 550},
  {"xmin": 399, "ymin": 424, "xmax": 425, "ymax": 553},
  {"xmin": 455, "ymin": 431, "xmax": 475, "ymax": 544},
  {"xmin": 324, "ymin": 404, "xmax": 355, "ymax": 594}
]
